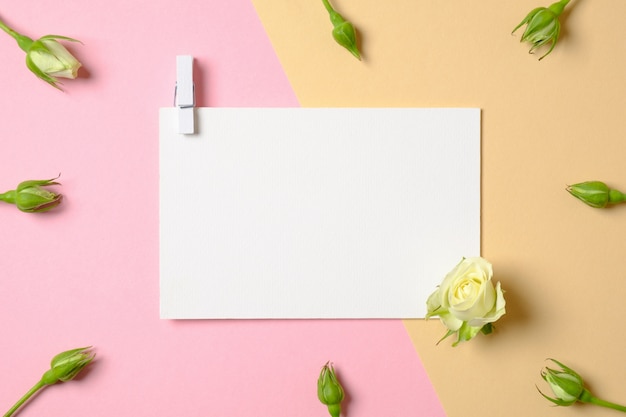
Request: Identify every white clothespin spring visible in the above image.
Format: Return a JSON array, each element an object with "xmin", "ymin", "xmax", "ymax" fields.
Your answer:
[{"xmin": 175, "ymin": 55, "xmax": 195, "ymax": 134}]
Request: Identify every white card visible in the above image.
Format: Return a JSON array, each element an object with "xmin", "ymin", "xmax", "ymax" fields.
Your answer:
[{"xmin": 160, "ymin": 108, "xmax": 480, "ymax": 319}]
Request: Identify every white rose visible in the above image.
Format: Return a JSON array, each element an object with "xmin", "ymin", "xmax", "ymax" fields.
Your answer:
[{"xmin": 426, "ymin": 257, "xmax": 506, "ymax": 345}]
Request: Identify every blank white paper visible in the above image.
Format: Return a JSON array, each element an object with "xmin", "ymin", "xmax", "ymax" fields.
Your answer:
[{"xmin": 159, "ymin": 108, "xmax": 480, "ymax": 319}]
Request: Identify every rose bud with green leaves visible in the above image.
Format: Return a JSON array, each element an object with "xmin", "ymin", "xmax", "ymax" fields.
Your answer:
[
  {"xmin": 4, "ymin": 347, "xmax": 95, "ymax": 417},
  {"xmin": 320, "ymin": 0, "xmax": 361, "ymax": 60},
  {"xmin": 512, "ymin": 0, "xmax": 571, "ymax": 60},
  {"xmin": 0, "ymin": 17, "xmax": 81, "ymax": 89},
  {"xmin": 426, "ymin": 257, "xmax": 506, "ymax": 346},
  {"xmin": 538, "ymin": 359, "xmax": 626, "ymax": 413},
  {"xmin": 41, "ymin": 346, "xmax": 95, "ymax": 384},
  {"xmin": 566, "ymin": 181, "xmax": 626, "ymax": 208},
  {"xmin": 317, "ymin": 361, "xmax": 344, "ymax": 417},
  {"xmin": 0, "ymin": 176, "xmax": 63, "ymax": 213}
]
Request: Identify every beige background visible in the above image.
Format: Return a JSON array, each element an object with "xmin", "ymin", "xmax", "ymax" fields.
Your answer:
[{"xmin": 251, "ymin": 0, "xmax": 626, "ymax": 416}]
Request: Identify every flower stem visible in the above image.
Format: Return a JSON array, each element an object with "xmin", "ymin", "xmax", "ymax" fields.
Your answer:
[
  {"xmin": 587, "ymin": 396, "xmax": 626, "ymax": 413},
  {"xmin": 321, "ymin": 0, "xmax": 335, "ymax": 14},
  {"xmin": 3, "ymin": 379, "xmax": 45, "ymax": 417},
  {"xmin": 0, "ymin": 19, "xmax": 16, "ymax": 37},
  {"xmin": 580, "ymin": 390, "xmax": 626, "ymax": 413},
  {"xmin": 0, "ymin": 19, "xmax": 33, "ymax": 52}
]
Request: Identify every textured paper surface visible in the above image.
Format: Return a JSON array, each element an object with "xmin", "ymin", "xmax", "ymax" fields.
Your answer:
[{"xmin": 160, "ymin": 107, "xmax": 480, "ymax": 318}]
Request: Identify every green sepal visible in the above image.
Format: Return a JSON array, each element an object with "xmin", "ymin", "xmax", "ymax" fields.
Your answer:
[
  {"xmin": 522, "ymin": 9, "xmax": 555, "ymax": 42},
  {"xmin": 453, "ymin": 322, "xmax": 482, "ymax": 346},
  {"xmin": 536, "ymin": 385, "xmax": 573, "ymax": 406},
  {"xmin": 512, "ymin": 7, "xmax": 543, "ymax": 34},
  {"xmin": 545, "ymin": 358, "xmax": 583, "ymax": 381},
  {"xmin": 25, "ymin": 45, "xmax": 60, "ymax": 88},
  {"xmin": 480, "ymin": 323, "xmax": 494, "ymax": 335},
  {"xmin": 436, "ymin": 329, "xmax": 456, "ymax": 345},
  {"xmin": 536, "ymin": 23, "xmax": 559, "ymax": 60},
  {"xmin": 16, "ymin": 176, "xmax": 60, "ymax": 192},
  {"xmin": 15, "ymin": 191, "xmax": 55, "ymax": 213},
  {"xmin": 39, "ymin": 34, "xmax": 82, "ymax": 44}
]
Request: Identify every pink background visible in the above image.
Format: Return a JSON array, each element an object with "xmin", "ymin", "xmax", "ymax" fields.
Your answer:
[{"xmin": 0, "ymin": 1, "xmax": 444, "ymax": 416}]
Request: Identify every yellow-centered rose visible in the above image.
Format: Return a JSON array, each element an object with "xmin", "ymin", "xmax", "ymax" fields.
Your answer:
[{"xmin": 426, "ymin": 257, "xmax": 505, "ymax": 346}]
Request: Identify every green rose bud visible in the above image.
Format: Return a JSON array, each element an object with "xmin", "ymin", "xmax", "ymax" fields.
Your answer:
[
  {"xmin": 26, "ymin": 36, "xmax": 82, "ymax": 86},
  {"xmin": 41, "ymin": 346, "xmax": 95, "ymax": 385},
  {"xmin": 537, "ymin": 359, "xmax": 626, "ymax": 412},
  {"xmin": 321, "ymin": 0, "xmax": 361, "ymax": 60},
  {"xmin": 317, "ymin": 362, "xmax": 344, "ymax": 417},
  {"xmin": 566, "ymin": 181, "xmax": 626, "ymax": 208},
  {"xmin": 512, "ymin": 0, "xmax": 571, "ymax": 60},
  {"xmin": 0, "ymin": 176, "xmax": 63, "ymax": 213},
  {"xmin": 0, "ymin": 18, "xmax": 81, "ymax": 89},
  {"xmin": 539, "ymin": 359, "xmax": 584, "ymax": 406},
  {"xmin": 3, "ymin": 347, "xmax": 96, "ymax": 417}
]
